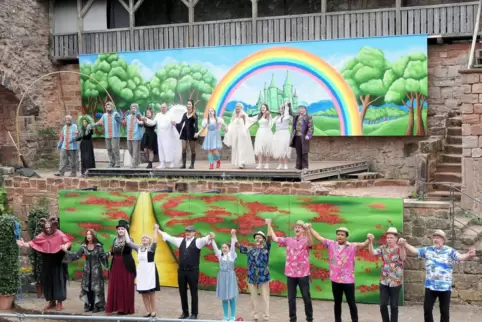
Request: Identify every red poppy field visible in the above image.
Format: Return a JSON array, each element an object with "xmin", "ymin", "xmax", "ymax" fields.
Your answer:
[{"xmin": 59, "ymin": 191, "xmax": 403, "ymax": 304}]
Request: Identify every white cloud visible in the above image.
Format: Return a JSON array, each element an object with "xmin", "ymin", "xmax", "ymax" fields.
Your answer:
[
  {"xmin": 384, "ymin": 46, "xmax": 427, "ymax": 62},
  {"xmin": 151, "ymin": 56, "xmax": 179, "ymax": 72},
  {"xmin": 131, "ymin": 59, "xmax": 154, "ymax": 81},
  {"xmin": 324, "ymin": 55, "xmax": 353, "ymax": 71}
]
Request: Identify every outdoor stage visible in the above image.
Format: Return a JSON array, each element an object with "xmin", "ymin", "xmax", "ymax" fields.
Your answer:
[{"xmin": 85, "ymin": 160, "xmax": 369, "ymax": 181}]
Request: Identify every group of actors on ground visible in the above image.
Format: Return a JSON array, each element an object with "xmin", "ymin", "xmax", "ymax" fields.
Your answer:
[
  {"xmin": 15, "ymin": 216, "xmax": 476, "ymax": 322},
  {"xmin": 54, "ymin": 100, "xmax": 314, "ymax": 177}
]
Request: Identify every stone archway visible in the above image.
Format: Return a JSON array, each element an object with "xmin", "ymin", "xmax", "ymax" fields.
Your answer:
[{"xmin": 0, "ymin": 86, "xmax": 20, "ymax": 166}]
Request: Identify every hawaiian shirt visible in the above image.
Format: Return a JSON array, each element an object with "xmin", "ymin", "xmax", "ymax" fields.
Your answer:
[
  {"xmin": 278, "ymin": 236, "xmax": 310, "ymax": 277},
  {"xmin": 375, "ymin": 245, "xmax": 403, "ymax": 287},
  {"xmin": 324, "ymin": 239, "xmax": 356, "ymax": 284},
  {"xmin": 418, "ymin": 245, "xmax": 460, "ymax": 291},
  {"xmin": 239, "ymin": 242, "xmax": 271, "ymax": 285}
]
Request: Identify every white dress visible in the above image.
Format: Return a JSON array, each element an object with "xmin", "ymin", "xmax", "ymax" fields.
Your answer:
[
  {"xmin": 272, "ymin": 108, "xmax": 292, "ymax": 159},
  {"xmin": 223, "ymin": 114, "xmax": 256, "ymax": 167},
  {"xmin": 148, "ymin": 112, "xmax": 178, "ymax": 164},
  {"xmin": 253, "ymin": 117, "xmax": 274, "ymax": 156}
]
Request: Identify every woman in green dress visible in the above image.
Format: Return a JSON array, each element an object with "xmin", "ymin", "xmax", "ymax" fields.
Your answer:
[{"xmin": 62, "ymin": 229, "xmax": 108, "ymax": 312}]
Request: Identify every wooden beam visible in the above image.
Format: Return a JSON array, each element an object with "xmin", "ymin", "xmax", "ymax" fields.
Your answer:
[
  {"xmin": 180, "ymin": 0, "xmax": 189, "ymax": 7},
  {"xmin": 117, "ymin": 0, "xmax": 130, "ymax": 12},
  {"xmin": 395, "ymin": 0, "xmax": 402, "ymax": 35},
  {"xmin": 251, "ymin": 0, "xmax": 258, "ymax": 43},
  {"xmin": 77, "ymin": 0, "xmax": 84, "ymax": 54},
  {"xmin": 181, "ymin": 0, "xmax": 199, "ymax": 47},
  {"xmin": 133, "ymin": 0, "xmax": 145, "ymax": 13},
  {"xmin": 321, "ymin": 0, "xmax": 326, "ymax": 39},
  {"xmin": 129, "ymin": 0, "xmax": 135, "ymax": 49},
  {"xmin": 80, "ymin": 0, "xmax": 96, "ymax": 18}
]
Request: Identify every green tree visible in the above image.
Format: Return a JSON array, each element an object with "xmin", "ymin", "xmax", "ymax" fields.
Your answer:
[
  {"xmin": 385, "ymin": 52, "xmax": 428, "ymax": 135},
  {"xmin": 149, "ymin": 62, "xmax": 217, "ymax": 112},
  {"xmin": 340, "ymin": 47, "xmax": 396, "ymax": 129}
]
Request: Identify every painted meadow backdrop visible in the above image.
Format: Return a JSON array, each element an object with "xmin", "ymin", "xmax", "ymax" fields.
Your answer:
[
  {"xmin": 78, "ymin": 35, "xmax": 428, "ymax": 137},
  {"xmin": 58, "ymin": 191, "xmax": 404, "ymax": 304}
]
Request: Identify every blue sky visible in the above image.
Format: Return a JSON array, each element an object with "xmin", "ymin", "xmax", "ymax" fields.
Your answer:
[{"xmin": 80, "ymin": 35, "xmax": 427, "ymax": 104}]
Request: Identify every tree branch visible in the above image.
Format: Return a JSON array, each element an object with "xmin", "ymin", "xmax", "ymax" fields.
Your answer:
[{"xmin": 367, "ymin": 96, "xmax": 381, "ymax": 106}]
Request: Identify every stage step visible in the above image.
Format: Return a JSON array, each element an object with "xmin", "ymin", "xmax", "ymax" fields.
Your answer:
[
  {"xmin": 444, "ymin": 144, "xmax": 462, "ymax": 154},
  {"xmin": 434, "ymin": 172, "xmax": 462, "ymax": 183},
  {"xmin": 425, "ymin": 191, "xmax": 461, "ymax": 201},
  {"xmin": 437, "ymin": 163, "xmax": 462, "ymax": 173},
  {"xmin": 447, "ymin": 127, "xmax": 462, "ymax": 136},
  {"xmin": 347, "ymin": 172, "xmax": 379, "ymax": 179}
]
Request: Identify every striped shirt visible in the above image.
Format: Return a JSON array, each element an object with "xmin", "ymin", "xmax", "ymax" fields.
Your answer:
[
  {"xmin": 124, "ymin": 113, "xmax": 143, "ymax": 140},
  {"xmin": 61, "ymin": 124, "xmax": 79, "ymax": 150},
  {"xmin": 99, "ymin": 112, "xmax": 122, "ymax": 138}
]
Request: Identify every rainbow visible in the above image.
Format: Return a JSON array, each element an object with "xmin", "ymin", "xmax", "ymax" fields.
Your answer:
[{"xmin": 206, "ymin": 47, "xmax": 362, "ymax": 136}]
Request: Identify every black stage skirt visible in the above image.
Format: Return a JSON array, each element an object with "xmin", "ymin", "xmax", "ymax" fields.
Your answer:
[
  {"xmin": 80, "ymin": 139, "xmax": 96, "ymax": 174},
  {"xmin": 41, "ymin": 251, "xmax": 67, "ymax": 302},
  {"xmin": 141, "ymin": 126, "xmax": 158, "ymax": 153}
]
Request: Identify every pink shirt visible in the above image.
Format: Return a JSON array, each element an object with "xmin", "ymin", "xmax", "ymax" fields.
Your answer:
[
  {"xmin": 278, "ymin": 236, "xmax": 311, "ymax": 278},
  {"xmin": 324, "ymin": 239, "xmax": 356, "ymax": 284}
]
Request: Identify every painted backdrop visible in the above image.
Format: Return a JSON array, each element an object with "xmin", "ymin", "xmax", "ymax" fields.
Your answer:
[
  {"xmin": 58, "ymin": 191, "xmax": 403, "ymax": 304},
  {"xmin": 78, "ymin": 35, "xmax": 428, "ymax": 137}
]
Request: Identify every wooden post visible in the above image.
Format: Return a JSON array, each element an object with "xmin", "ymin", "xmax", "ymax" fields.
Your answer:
[
  {"xmin": 77, "ymin": 0, "xmax": 83, "ymax": 54},
  {"xmin": 251, "ymin": 0, "xmax": 258, "ymax": 43},
  {"xmin": 395, "ymin": 0, "xmax": 402, "ymax": 35},
  {"xmin": 181, "ymin": 0, "xmax": 200, "ymax": 47},
  {"xmin": 129, "ymin": 0, "xmax": 135, "ymax": 49},
  {"xmin": 321, "ymin": 0, "xmax": 327, "ymax": 39}
]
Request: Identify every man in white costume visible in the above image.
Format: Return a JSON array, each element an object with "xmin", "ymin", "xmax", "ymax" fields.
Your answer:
[{"xmin": 146, "ymin": 103, "xmax": 178, "ymax": 168}]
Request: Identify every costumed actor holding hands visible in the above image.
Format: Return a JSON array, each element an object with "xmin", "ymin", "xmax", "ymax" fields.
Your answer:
[
  {"xmin": 157, "ymin": 225, "xmax": 215, "ymax": 320},
  {"xmin": 16, "ymin": 216, "xmax": 71, "ymax": 311}
]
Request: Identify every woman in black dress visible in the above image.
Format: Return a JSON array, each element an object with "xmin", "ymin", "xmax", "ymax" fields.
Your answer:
[
  {"xmin": 177, "ymin": 99, "xmax": 198, "ymax": 169},
  {"xmin": 77, "ymin": 116, "xmax": 96, "ymax": 175},
  {"xmin": 140, "ymin": 107, "xmax": 157, "ymax": 169}
]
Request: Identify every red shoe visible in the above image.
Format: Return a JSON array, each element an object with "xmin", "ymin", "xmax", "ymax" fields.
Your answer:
[
  {"xmin": 216, "ymin": 160, "xmax": 221, "ymax": 168},
  {"xmin": 44, "ymin": 301, "xmax": 55, "ymax": 311},
  {"xmin": 56, "ymin": 302, "xmax": 63, "ymax": 311},
  {"xmin": 209, "ymin": 163, "xmax": 214, "ymax": 169}
]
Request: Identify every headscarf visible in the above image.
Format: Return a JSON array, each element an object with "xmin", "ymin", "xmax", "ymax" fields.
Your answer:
[{"xmin": 78, "ymin": 115, "xmax": 94, "ymax": 136}]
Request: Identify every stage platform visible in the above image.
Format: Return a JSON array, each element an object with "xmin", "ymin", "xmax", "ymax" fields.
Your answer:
[{"xmin": 85, "ymin": 160, "xmax": 369, "ymax": 182}]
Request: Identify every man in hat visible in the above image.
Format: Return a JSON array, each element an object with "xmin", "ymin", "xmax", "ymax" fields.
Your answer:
[
  {"xmin": 399, "ymin": 229, "xmax": 476, "ymax": 322},
  {"xmin": 235, "ymin": 220, "xmax": 272, "ymax": 322},
  {"xmin": 157, "ymin": 225, "xmax": 215, "ymax": 320},
  {"xmin": 309, "ymin": 226, "xmax": 373, "ymax": 322},
  {"xmin": 368, "ymin": 227, "xmax": 406, "ymax": 322},
  {"xmin": 268, "ymin": 219, "xmax": 313, "ymax": 322},
  {"xmin": 89, "ymin": 101, "xmax": 122, "ymax": 168}
]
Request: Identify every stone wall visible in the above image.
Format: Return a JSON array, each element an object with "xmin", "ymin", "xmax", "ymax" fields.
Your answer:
[{"xmin": 3, "ymin": 175, "xmax": 482, "ymax": 303}]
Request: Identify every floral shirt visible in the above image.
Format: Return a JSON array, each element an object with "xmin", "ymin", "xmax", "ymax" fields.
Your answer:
[
  {"xmin": 277, "ymin": 236, "xmax": 310, "ymax": 277},
  {"xmin": 418, "ymin": 246, "xmax": 460, "ymax": 291},
  {"xmin": 375, "ymin": 245, "xmax": 403, "ymax": 287},
  {"xmin": 239, "ymin": 242, "xmax": 271, "ymax": 285},
  {"xmin": 324, "ymin": 239, "xmax": 356, "ymax": 284}
]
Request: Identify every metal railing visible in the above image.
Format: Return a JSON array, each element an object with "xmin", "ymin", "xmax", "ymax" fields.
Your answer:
[
  {"xmin": 0, "ymin": 313, "xmax": 225, "ymax": 322},
  {"xmin": 417, "ymin": 180, "xmax": 482, "ymax": 249}
]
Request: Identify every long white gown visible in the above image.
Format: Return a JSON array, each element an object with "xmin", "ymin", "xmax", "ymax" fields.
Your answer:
[
  {"xmin": 253, "ymin": 116, "xmax": 274, "ymax": 156},
  {"xmin": 150, "ymin": 112, "xmax": 177, "ymax": 165},
  {"xmin": 271, "ymin": 107, "xmax": 292, "ymax": 160},
  {"xmin": 223, "ymin": 113, "xmax": 255, "ymax": 168}
]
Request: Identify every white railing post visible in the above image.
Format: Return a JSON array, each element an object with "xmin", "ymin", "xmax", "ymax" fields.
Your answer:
[{"xmin": 468, "ymin": 0, "xmax": 482, "ymax": 68}]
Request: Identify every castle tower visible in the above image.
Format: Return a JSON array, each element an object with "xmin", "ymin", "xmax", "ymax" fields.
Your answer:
[
  {"xmin": 256, "ymin": 90, "xmax": 264, "ymax": 111},
  {"xmin": 268, "ymin": 74, "xmax": 278, "ymax": 112},
  {"xmin": 293, "ymin": 89, "xmax": 299, "ymax": 109},
  {"xmin": 283, "ymin": 71, "xmax": 293, "ymax": 105},
  {"xmin": 263, "ymin": 82, "xmax": 269, "ymax": 112}
]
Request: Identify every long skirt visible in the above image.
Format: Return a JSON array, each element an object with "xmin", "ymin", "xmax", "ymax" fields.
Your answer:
[
  {"xmin": 271, "ymin": 129, "xmax": 291, "ymax": 159},
  {"xmin": 80, "ymin": 139, "xmax": 96, "ymax": 174},
  {"xmin": 42, "ymin": 252, "xmax": 67, "ymax": 302},
  {"xmin": 106, "ymin": 256, "xmax": 135, "ymax": 314},
  {"xmin": 254, "ymin": 127, "xmax": 274, "ymax": 156}
]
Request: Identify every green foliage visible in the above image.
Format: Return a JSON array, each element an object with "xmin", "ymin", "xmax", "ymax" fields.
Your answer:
[
  {"xmin": 0, "ymin": 187, "xmax": 8, "ymax": 215},
  {"xmin": 0, "ymin": 214, "xmax": 20, "ymax": 295},
  {"xmin": 27, "ymin": 206, "xmax": 50, "ymax": 283}
]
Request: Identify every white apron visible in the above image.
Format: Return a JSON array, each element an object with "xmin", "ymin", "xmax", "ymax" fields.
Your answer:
[{"xmin": 136, "ymin": 248, "xmax": 156, "ymax": 291}]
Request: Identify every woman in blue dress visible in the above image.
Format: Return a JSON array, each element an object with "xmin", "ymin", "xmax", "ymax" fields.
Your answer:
[
  {"xmin": 211, "ymin": 229, "xmax": 239, "ymax": 321},
  {"xmin": 195, "ymin": 108, "xmax": 229, "ymax": 169}
]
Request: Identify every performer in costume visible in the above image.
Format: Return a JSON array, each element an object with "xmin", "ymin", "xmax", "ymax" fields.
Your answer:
[
  {"xmin": 144, "ymin": 103, "xmax": 178, "ymax": 169},
  {"xmin": 90, "ymin": 101, "xmax": 122, "ymax": 168},
  {"xmin": 122, "ymin": 103, "xmax": 144, "ymax": 168},
  {"xmin": 106, "ymin": 220, "xmax": 136, "ymax": 315},
  {"xmin": 128, "ymin": 224, "xmax": 160, "ymax": 317},
  {"xmin": 269, "ymin": 220, "xmax": 313, "ymax": 322},
  {"xmin": 272, "ymin": 102, "xmax": 292, "ymax": 170},
  {"xmin": 368, "ymin": 227, "xmax": 406, "ymax": 322},
  {"xmin": 76, "ymin": 116, "xmax": 96, "ymax": 175},
  {"xmin": 140, "ymin": 107, "xmax": 158, "ymax": 169},
  {"xmin": 195, "ymin": 108, "xmax": 229, "ymax": 169},
  {"xmin": 16, "ymin": 216, "xmax": 71, "ymax": 311},
  {"xmin": 157, "ymin": 225, "xmax": 214, "ymax": 320},
  {"xmin": 309, "ymin": 227, "xmax": 373, "ymax": 322},
  {"xmin": 211, "ymin": 229, "xmax": 239, "ymax": 321},
  {"xmin": 252, "ymin": 104, "xmax": 274, "ymax": 169},
  {"xmin": 289, "ymin": 105, "xmax": 313, "ymax": 171},
  {"xmin": 399, "ymin": 230, "xmax": 476, "ymax": 322},
  {"xmin": 54, "ymin": 115, "xmax": 79, "ymax": 177},
  {"xmin": 62, "ymin": 229, "xmax": 108, "ymax": 312},
  {"xmin": 235, "ymin": 220, "xmax": 271, "ymax": 322},
  {"xmin": 223, "ymin": 103, "xmax": 255, "ymax": 169},
  {"xmin": 177, "ymin": 99, "xmax": 198, "ymax": 169}
]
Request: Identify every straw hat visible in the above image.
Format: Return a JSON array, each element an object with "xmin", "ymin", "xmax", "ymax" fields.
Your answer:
[
  {"xmin": 295, "ymin": 220, "xmax": 305, "ymax": 226},
  {"xmin": 386, "ymin": 227, "xmax": 399, "ymax": 236},
  {"xmin": 336, "ymin": 227, "xmax": 350, "ymax": 237},
  {"xmin": 432, "ymin": 229, "xmax": 446, "ymax": 240},
  {"xmin": 253, "ymin": 231, "xmax": 267, "ymax": 240}
]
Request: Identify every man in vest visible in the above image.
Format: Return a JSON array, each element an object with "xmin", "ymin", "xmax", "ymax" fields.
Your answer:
[
  {"xmin": 54, "ymin": 115, "xmax": 79, "ymax": 177},
  {"xmin": 157, "ymin": 225, "xmax": 214, "ymax": 320},
  {"xmin": 122, "ymin": 103, "xmax": 143, "ymax": 168}
]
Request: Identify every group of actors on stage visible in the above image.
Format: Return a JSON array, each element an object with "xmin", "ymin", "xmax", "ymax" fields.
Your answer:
[
  {"xmin": 54, "ymin": 100, "xmax": 314, "ymax": 177},
  {"xmin": 16, "ymin": 216, "xmax": 476, "ymax": 322}
]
